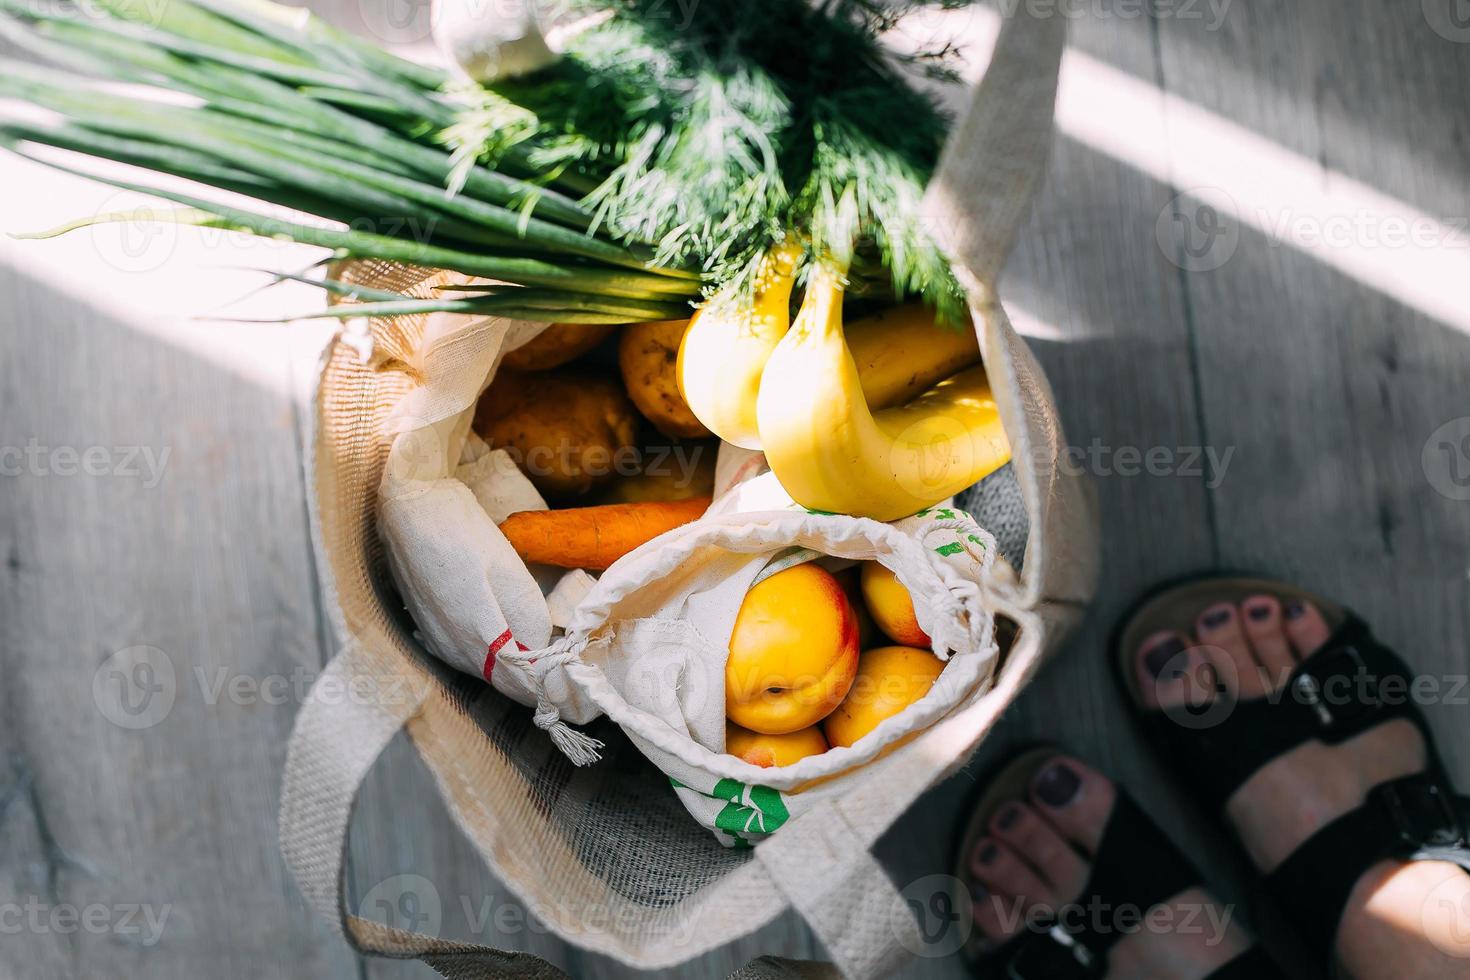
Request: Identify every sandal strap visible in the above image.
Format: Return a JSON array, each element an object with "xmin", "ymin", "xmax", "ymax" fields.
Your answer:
[
  {"xmin": 1264, "ymin": 771, "xmax": 1470, "ymax": 951},
  {"xmin": 1143, "ymin": 615, "xmax": 1427, "ymax": 813},
  {"xmin": 999, "ymin": 793, "xmax": 1201, "ymax": 978},
  {"xmin": 1204, "ymin": 945, "xmax": 1289, "ymax": 980},
  {"xmin": 1078, "ymin": 793, "xmax": 1200, "ymax": 958}
]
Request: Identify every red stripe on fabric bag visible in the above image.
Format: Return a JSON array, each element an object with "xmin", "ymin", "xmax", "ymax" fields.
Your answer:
[
  {"xmin": 483, "ymin": 629, "xmax": 530, "ymax": 681},
  {"xmin": 484, "ymin": 629, "xmax": 513, "ymax": 681}
]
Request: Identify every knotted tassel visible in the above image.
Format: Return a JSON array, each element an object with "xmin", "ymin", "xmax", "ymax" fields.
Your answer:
[{"xmin": 506, "ymin": 633, "xmax": 607, "ymax": 766}]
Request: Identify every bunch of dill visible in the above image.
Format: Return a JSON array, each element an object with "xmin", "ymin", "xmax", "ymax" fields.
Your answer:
[{"xmin": 458, "ymin": 0, "xmax": 972, "ymax": 318}]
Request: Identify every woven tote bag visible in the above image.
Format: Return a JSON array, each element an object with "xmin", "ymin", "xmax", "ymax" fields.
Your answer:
[{"xmin": 279, "ymin": 8, "xmax": 1096, "ymax": 978}]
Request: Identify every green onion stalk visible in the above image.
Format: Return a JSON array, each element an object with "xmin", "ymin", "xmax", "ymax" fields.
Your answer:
[{"xmin": 0, "ymin": 0, "xmax": 969, "ymax": 323}]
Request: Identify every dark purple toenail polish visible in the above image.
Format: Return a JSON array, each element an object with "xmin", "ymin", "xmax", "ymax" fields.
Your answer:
[
  {"xmin": 1284, "ymin": 600, "xmax": 1306, "ymax": 620},
  {"xmin": 996, "ymin": 805, "xmax": 1021, "ymax": 830},
  {"xmin": 1145, "ymin": 637, "xmax": 1187, "ymax": 678},
  {"xmin": 1247, "ymin": 604, "xmax": 1271, "ymax": 621},
  {"xmin": 978, "ymin": 844, "xmax": 999, "ymax": 865},
  {"xmin": 1201, "ymin": 608, "xmax": 1232, "ymax": 628},
  {"xmin": 1035, "ymin": 764, "xmax": 1081, "ymax": 807}
]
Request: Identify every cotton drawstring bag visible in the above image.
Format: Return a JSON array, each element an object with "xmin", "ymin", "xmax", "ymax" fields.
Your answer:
[{"xmin": 280, "ymin": 6, "xmax": 1098, "ymax": 978}]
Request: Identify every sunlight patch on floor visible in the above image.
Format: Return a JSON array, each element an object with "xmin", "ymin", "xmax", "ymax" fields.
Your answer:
[
  {"xmin": 0, "ymin": 152, "xmax": 337, "ymax": 397},
  {"xmin": 1055, "ymin": 46, "xmax": 1470, "ymax": 334}
]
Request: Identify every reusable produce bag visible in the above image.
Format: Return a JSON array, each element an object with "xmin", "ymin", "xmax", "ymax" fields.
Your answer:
[{"xmin": 280, "ymin": 7, "xmax": 1097, "ymax": 978}]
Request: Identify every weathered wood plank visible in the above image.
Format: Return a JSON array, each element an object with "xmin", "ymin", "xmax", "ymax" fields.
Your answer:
[
  {"xmin": 1153, "ymin": 0, "xmax": 1470, "ymax": 775},
  {"xmin": 0, "ymin": 159, "xmax": 353, "ymax": 977},
  {"xmin": 3, "ymin": 2, "xmax": 1468, "ymax": 978}
]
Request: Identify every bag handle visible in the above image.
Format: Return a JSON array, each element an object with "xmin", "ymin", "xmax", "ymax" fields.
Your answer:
[
  {"xmin": 920, "ymin": 6, "xmax": 1098, "ymax": 614},
  {"xmin": 278, "ymin": 641, "xmax": 569, "ymax": 979},
  {"xmin": 752, "ymin": 12, "xmax": 1089, "ymax": 975}
]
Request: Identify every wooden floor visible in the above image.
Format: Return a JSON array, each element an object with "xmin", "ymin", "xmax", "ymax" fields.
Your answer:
[{"xmin": 3, "ymin": 1, "xmax": 1469, "ymax": 977}]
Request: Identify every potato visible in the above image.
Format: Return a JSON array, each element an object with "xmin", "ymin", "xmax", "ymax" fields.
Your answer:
[
  {"xmin": 473, "ymin": 369, "xmax": 639, "ymax": 498},
  {"xmin": 501, "ymin": 323, "xmax": 615, "ymax": 372},
  {"xmin": 598, "ymin": 439, "xmax": 717, "ymax": 504},
  {"xmin": 618, "ymin": 320, "xmax": 712, "ymax": 439}
]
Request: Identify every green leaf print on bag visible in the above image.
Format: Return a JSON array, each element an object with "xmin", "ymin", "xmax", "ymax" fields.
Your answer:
[
  {"xmin": 712, "ymin": 779, "xmax": 790, "ymax": 846},
  {"xmin": 672, "ymin": 777, "xmax": 790, "ymax": 847}
]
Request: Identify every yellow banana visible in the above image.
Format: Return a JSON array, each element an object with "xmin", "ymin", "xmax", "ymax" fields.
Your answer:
[
  {"xmin": 755, "ymin": 263, "xmax": 1010, "ymax": 521},
  {"xmin": 846, "ymin": 302, "xmax": 981, "ymax": 410},
  {"xmin": 676, "ymin": 244, "xmax": 802, "ymax": 450}
]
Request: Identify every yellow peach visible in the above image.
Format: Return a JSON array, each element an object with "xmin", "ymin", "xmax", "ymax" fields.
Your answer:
[
  {"xmin": 823, "ymin": 645, "xmax": 946, "ymax": 748},
  {"xmin": 725, "ymin": 563, "xmax": 860, "ymax": 734},
  {"xmin": 725, "ymin": 722, "xmax": 829, "ymax": 768},
  {"xmin": 860, "ymin": 561, "xmax": 931, "ymax": 648},
  {"xmin": 835, "ymin": 566, "xmax": 881, "ymax": 650}
]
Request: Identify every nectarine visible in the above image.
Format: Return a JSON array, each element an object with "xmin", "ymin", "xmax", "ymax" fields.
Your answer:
[
  {"xmin": 860, "ymin": 561, "xmax": 931, "ymax": 648},
  {"xmin": 725, "ymin": 563, "xmax": 860, "ymax": 734},
  {"xmin": 823, "ymin": 645, "xmax": 946, "ymax": 748},
  {"xmin": 725, "ymin": 722, "xmax": 828, "ymax": 768}
]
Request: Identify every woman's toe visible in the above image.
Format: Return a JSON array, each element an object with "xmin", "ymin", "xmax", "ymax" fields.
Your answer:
[
  {"xmin": 968, "ymin": 878, "xmax": 1013, "ymax": 941},
  {"xmin": 1283, "ymin": 598, "xmax": 1333, "ymax": 657},
  {"xmin": 970, "ymin": 837, "xmax": 1057, "ymax": 915},
  {"xmin": 1240, "ymin": 594, "xmax": 1295, "ymax": 686},
  {"xmin": 1027, "ymin": 755, "xmax": 1118, "ymax": 854},
  {"xmin": 1135, "ymin": 631, "xmax": 1221, "ymax": 712},
  {"xmin": 990, "ymin": 801, "xmax": 1089, "ymax": 902},
  {"xmin": 1196, "ymin": 602, "xmax": 1266, "ymax": 697}
]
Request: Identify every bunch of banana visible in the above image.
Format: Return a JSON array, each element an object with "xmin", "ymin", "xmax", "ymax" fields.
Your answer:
[
  {"xmin": 676, "ymin": 244, "xmax": 804, "ymax": 450},
  {"xmin": 676, "ymin": 247, "xmax": 1012, "ymax": 521},
  {"xmin": 755, "ymin": 263, "xmax": 1010, "ymax": 520}
]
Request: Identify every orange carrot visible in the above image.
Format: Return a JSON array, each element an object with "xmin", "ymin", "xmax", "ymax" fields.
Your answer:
[{"xmin": 498, "ymin": 497, "xmax": 713, "ymax": 570}]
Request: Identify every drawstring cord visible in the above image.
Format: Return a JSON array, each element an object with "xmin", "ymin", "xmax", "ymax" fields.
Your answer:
[
  {"xmin": 501, "ymin": 632, "xmax": 609, "ymax": 766},
  {"xmin": 910, "ymin": 516, "xmax": 994, "ymax": 656}
]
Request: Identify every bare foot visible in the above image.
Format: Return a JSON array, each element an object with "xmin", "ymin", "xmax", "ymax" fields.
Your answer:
[
  {"xmin": 1134, "ymin": 595, "xmax": 1470, "ymax": 979},
  {"xmin": 965, "ymin": 756, "xmax": 1254, "ymax": 979}
]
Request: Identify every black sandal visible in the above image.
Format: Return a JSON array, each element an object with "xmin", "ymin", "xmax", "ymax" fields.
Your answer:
[
  {"xmin": 1114, "ymin": 574, "xmax": 1470, "ymax": 959},
  {"xmin": 953, "ymin": 747, "xmax": 1285, "ymax": 979}
]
